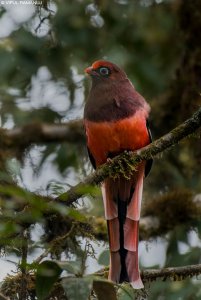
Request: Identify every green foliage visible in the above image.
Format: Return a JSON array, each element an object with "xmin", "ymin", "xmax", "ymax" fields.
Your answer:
[
  {"xmin": 36, "ymin": 261, "xmax": 62, "ymax": 300},
  {"xmin": 93, "ymin": 279, "xmax": 117, "ymax": 300},
  {"xmin": 36, "ymin": 261, "xmax": 116, "ymax": 300},
  {"xmin": 62, "ymin": 277, "xmax": 93, "ymax": 300},
  {"xmin": 148, "ymin": 280, "xmax": 201, "ymax": 300},
  {"xmin": 117, "ymin": 284, "xmax": 136, "ymax": 300},
  {"xmin": 98, "ymin": 249, "xmax": 110, "ymax": 266}
]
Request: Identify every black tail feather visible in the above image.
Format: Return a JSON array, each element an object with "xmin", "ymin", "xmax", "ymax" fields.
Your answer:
[{"xmin": 118, "ymin": 198, "xmax": 129, "ymax": 282}]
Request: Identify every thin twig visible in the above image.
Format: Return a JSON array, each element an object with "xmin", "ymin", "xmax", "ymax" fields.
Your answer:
[
  {"xmin": 35, "ymin": 15, "xmax": 51, "ymax": 33},
  {"xmin": 19, "ymin": 229, "xmax": 29, "ymax": 300},
  {"xmin": 33, "ymin": 223, "xmax": 76, "ymax": 265}
]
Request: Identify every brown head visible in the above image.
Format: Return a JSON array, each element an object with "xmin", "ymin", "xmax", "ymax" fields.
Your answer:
[
  {"xmin": 85, "ymin": 60, "xmax": 127, "ymax": 85},
  {"xmin": 84, "ymin": 60, "xmax": 150, "ymax": 122}
]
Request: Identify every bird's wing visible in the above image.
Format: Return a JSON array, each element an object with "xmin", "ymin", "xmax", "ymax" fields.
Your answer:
[
  {"xmin": 87, "ymin": 146, "xmax": 96, "ymax": 169},
  {"xmin": 145, "ymin": 120, "xmax": 153, "ymax": 177}
]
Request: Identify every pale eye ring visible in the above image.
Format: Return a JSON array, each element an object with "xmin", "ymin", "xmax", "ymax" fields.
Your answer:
[{"xmin": 99, "ymin": 67, "xmax": 110, "ymax": 76}]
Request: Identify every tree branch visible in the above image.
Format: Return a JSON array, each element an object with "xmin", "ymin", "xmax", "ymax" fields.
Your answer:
[
  {"xmin": 95, "ymin": 263, "xmax": 201, "ymax": 284},
  {"xmin": 0, "ymin": 119, "xmax": 84, "ymax": 152},
  {"xmin": 2, "ymin": 263, "xmax": 201, "ymax": 298},
  {"xmin": 0, "ymin": 106, "xmax": 200, "ymax": 158},
  {"xmin": 142, "ymin": 263, "xmax": 201, "ymax": 283},
  {"xmin": 56, "ymin": 106, "xmax": 201, "ymax": 205},
  {"xmin": 0, "ymin": 293, "xmax": 9, "ymax": 300}
]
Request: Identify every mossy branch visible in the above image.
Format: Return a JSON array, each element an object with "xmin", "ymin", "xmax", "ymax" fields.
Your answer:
[
  {"xmin": 142, "ymin": 263, "xmax": 201, "ymax": 283},
  {"xmin": 95, "ymin": 263, "xmax": 201, "ymax": 284},
  {"xmin": 56, "ymin": 106, "xmax": 201, "ymax": 205},
  {"xmin": 1, "ymin": 263, "xmax": 201, "ymax": 299}
]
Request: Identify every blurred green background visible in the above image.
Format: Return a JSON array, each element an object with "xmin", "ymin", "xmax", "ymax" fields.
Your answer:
[{"xmin": 0, "ymin": 0, "xmax": 201, "ymax": 299}]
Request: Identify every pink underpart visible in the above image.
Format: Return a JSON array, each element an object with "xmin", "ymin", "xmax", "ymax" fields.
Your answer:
[
  {"xmin": 127, "ymin": 164, "xmax": 144, "ymax": 221},
  {"xmin": 108, "ymin": 252, "xmax": 121, "ymax": 283},
  {"xmin": 124, "ymin": 218, "xmax": 138, "ymax": 251},
  {"xmin": 107, "ymin": 218, "xmax": 119, "ymax": 251}
]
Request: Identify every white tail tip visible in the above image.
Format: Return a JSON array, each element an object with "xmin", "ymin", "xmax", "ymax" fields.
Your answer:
[{"xmin": 131, "ymin": 278, "xmax": 144, "ymax": 289}]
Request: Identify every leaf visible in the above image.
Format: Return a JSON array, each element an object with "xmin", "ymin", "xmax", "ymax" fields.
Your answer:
[
  {"xmin": 67, "ymin": 207, "xmax": 87, "ymax": 222},
  {"xmin": 36, "ymin": 261, "xmax": 62, "ymax": 300},
  {"xmin": 117, "ymin": 284, "xmax": 135, "ymax": 300},
  {"xmin": 76, "ymin": 184, "xmax": 101, "ymax": 197},
  {"xmin": 98, "ymin": 250, "xmax": 110, "ymax": 266},
  {"xmin": 56, "ymin": 259, "xmax": 82, "ymax": 275},
  {"xmin": 62, "ymin": 276, "xmax": 93, "ymax": 300},
  {"xmin": 93, "ymin": 278, "xmax": 117, "ymax": 300}
]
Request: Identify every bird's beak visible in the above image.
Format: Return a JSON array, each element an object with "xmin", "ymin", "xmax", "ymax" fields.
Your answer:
[
  {"xmin": 85, "ymin": 66, "xmax": 98, "ymax": 77},
  {"xmin": 85, "ymin": 66, "xmax": 93, "ymax": 74}
]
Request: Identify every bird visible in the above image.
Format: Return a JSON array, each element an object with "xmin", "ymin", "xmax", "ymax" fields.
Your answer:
[{"xmin": 84, "ymin": 60, "xmax": 152, "ymax": 289}]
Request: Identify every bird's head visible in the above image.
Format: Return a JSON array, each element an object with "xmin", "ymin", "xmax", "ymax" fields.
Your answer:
[{"xmin": 85, "ymin": 60, "xmax": 127, "ymax": 83}]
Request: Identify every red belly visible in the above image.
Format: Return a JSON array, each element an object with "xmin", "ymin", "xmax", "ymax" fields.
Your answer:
[{"xmin": 85, "ymin": 111, "xmax": 150, "ymax": 166}]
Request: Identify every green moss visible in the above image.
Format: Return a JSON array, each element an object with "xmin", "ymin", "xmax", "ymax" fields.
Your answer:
[{"xmin": 143, "ymin": 189, "xmax": 200, "ymax": 235}]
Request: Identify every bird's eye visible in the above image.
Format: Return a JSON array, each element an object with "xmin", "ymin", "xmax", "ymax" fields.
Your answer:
[{"xmin": 99, "ymin": 67, "xmax": 110, "ymax": 76}]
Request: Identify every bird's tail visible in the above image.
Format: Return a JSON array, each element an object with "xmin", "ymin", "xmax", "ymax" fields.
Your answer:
[{"xmin": 101, "ymin": 163, "xmax": 145, "ymax": 289}]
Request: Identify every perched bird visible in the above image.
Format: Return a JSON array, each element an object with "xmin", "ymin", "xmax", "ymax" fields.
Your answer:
[{"xmin": 84, "ymin": 60, "xmax": 152, "ymax": 289}]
